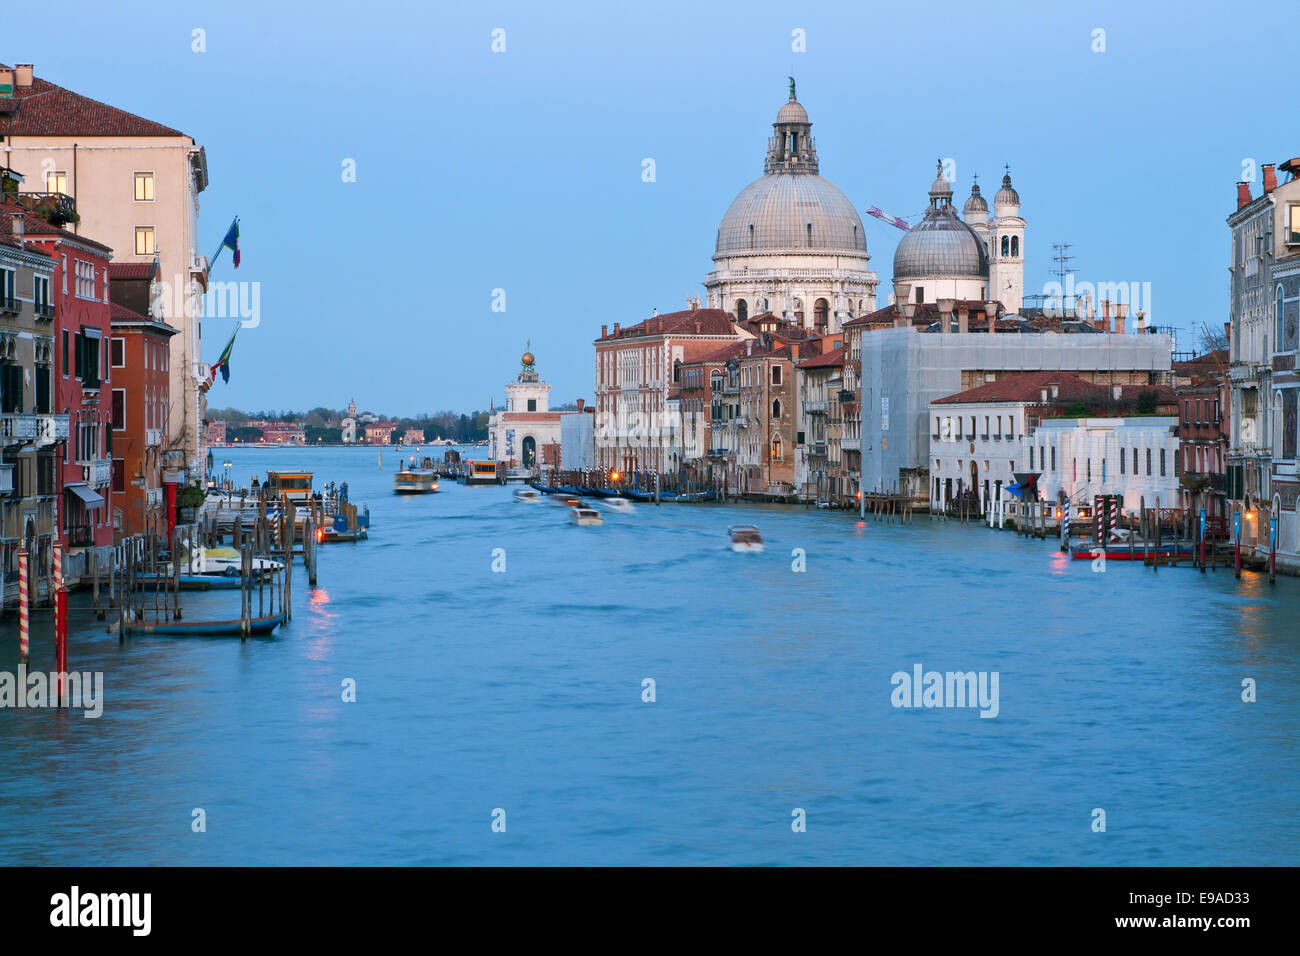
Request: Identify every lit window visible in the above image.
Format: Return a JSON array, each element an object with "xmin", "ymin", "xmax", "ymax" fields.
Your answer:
[
  {"xmin": 46, "ymin": 170, "xmax": 68, "ymax": 195},
  {"xmin": 1289, "ymin": 206, "xmax": 1300, "ymax": 245},
  {"xmin": 135, "ymin": 227, "xmax": 155, "ymax": 255},
  {"xmin": 134, "ymin": 172, "xmax": 154, "ymax": 202}
]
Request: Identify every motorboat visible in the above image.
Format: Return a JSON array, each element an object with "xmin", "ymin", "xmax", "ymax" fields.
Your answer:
[
  {"xmin": 394, "ymin": 468, "xmax": 439, "ymax": 494},
  {"xmin": 551, "ymin": 495, "xmax": 584, "ymax": 508},
  {"xmin": 513, "ymin": 488, "xmax": 542, "ymax": 503},
  {"xmin": 601, "ymin": 497, "xmax": 635, "ymax": 513},
  {"xmin": 182, "ymin": 545, "xmax": 283, "ymax": 578},
  {"xmin": 727, "ymin": 525, "xmax": 764, "ymax": 553},
  {"xmin": 571, "ymin": 507, "xmax": 604, "ymax": 527}
]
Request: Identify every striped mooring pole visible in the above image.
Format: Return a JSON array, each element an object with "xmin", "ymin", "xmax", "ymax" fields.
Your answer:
[
  {"xmin": 17, "ymin": 547, "xmax": 29, "ymax": 664},
  {"xmin": 1060, "ymin": 498, "xmax": 1071, "ymax": 551},
  {"xmin": 1109, "ymin": 497, "xmax": 1118, "ymax": 541},
  {"xmin": 53, "ymin": 541, "xmax": 67, "ymax": 707}
]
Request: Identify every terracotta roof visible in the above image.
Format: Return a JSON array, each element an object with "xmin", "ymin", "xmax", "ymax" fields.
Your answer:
[
  {"xmin": 683, "ymin": 342, "xmax": 748, "ymax": 367},
  {"xmin": 799, "ymin": 345, "xmax": 845, "ymax": 369},
  {"xmin": 110, "ymin": 262, "xmax": 153, "ymax": 279},
  {"xmin": 935, "ymin": 371, "xmax": 1118, "ymax": 406},
  {"xmin": 598, "ymin": 308, "xmax": 735, "ymax": 341},
  {"xmin": 0, "ymin": 65, "xmax": 187, "ymax": 137}
]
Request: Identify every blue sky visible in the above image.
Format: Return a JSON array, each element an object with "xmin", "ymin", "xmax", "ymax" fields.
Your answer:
[{"xmin": 10, "ymin": 0, "xmax": 1296, "ymax": 415}]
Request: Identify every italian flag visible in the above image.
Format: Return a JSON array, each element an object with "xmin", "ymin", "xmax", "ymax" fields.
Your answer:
[{"xmin": 210, "ymin": 326, "xmax": 239, "ymax": 384}]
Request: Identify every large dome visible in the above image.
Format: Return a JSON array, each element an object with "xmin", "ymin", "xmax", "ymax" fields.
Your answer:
[
  {"xmin": 893, "ymin": 214, "xmax": 989, "ymax": 280},
  {"xmin": 715, "ymin": 173, "xmax": 868, "ymax": 257}
]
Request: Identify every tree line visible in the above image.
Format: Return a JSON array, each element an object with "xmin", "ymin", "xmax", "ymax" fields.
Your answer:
[{"xmin": 207, "ymin": 407, "xmax": 491, "ymax": 444}]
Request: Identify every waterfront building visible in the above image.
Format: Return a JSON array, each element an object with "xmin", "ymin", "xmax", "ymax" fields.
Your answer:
[
  {"xmin": 705, "ymin": 83, "xmax": 878, "ymax": 332},
  {"xmin": 363, "ymin": 421, "xmax": 396, "ymax": 445},
  {"xmin": 7, "ymin": 203, "xmax": 116, "ymax": 563},
  {"xmin": 206, "ymin": 419, "xmax": 227, "ymax": 445},
  {"xmin": 0, "ymin": 63, "xmax": 210, "ymax": 481},
  {"xmin": 560, "ymin": 402, "xmax": 595, "ymax": 473},
  {"xmin": 795, "ymin": 345, "xmax": 846, "ymax": 502},
  {"xmin": 1172, "ymin": 349, "xmax": 1230, "ymax": 521},
  {"xmin": 108, "ymin": 303, "xmax": 176, "ymax": 537},
  {"xmin": 677, "ymin": 342, "xmax": 745, "ymax": 490},
  {"xmin": 402, "ymin": 427, "xmax": 424, "ymax": 446},
  {"xmin": 730, "ymin": 335, "xmax": 803, "ymax": 495},
  {"xmin": 1264, "ymin": 159, "xmax": 1300, "ymax": 571},
  {"xmin": 486, "ymin": 350, "xmax": 574, "ymax": 470},
  {"xmin": 854, "ymin": 313, "xmax": 1174, "ymax": 501},
  {"xmin": 1024, "ymin": 415, "xmax": 1181, "ymax": 515},
  {"xmin": 930, "ymin": 371, "xmax": 1176, "ymax": 512},
  {"xmin": 0, "ymin": 205, "xmax": 63, "ymax": 605},
  {"xmin": 594, "ymin": 306, "xmax": 741, "ymax": 479}
]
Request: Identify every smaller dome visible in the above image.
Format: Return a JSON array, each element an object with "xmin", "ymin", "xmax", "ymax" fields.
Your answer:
[
  {"xmin": 995, "ymin": 172, "xmax": 1020, "ymax": 207},
  {"xmin": 963, "ymin": 183, "xmax": 987, "ymax": 218},
  {"xmin": 930, "ymin": 166, "xmax": 953, "ymax": 200},
  {"xmin": 776, "ymin": 98, "xmax": 808, "ymax": 125}
]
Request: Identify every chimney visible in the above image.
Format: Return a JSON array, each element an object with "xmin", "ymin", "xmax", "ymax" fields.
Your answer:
[
  {"xmin": 14, "ymin": 64, "xmax": 33, "ymax": 88},
  {"xmin": 601, "ymin": 324, "xmax": 608, "ymax": 338},
  {"xmin": 612, "ymin": 322, "xmax": 620, "ymax": 335},
  {"xmin": 957, "ymin": 304, "xmax": 969, "ymax": 334},
  {"xmin": 576, "ymin": 398, "xmax": 584, "ymax": 411},
  {"xmin": 1102, "ymin": 299, "xmax": 1111, "ymax": 331},
  {"xmin": 1237, "ymin": 181, "xmax": 1252, "ymax": 209},
  {"xmin": 10, "ymin": 211, "xmax": 24, "ymax": 244},
  {"xmin": 0, "ymin": 68, "xmax": 13, "ymax": 92},
  {"xmin": 1115, "ymin": 303, "xmax": 1127, "ymax": 335},
  {"xmin": 746, "ymin": 339, "xmax": 754, "ymax": 356},
  {"xmin": 901, "ymin": 303, "xmax": 916, "ymax": 328},
  {"xmin": 790, "ymin": 343, "xmax": 800, "ymax": 361},
  {"xmin": 1263, "ymin": 164, "xmax": 1277, "ymax": 193},
  {"xmin": 694, "ymin": 319, "xmax": 701, "ymax": 334},
  {"xmin": 937, "ymin": 297, "xmax": 955, "ymax": 335},
  {"xmin": 892, "ymin": 281, "xmax": 911, "ymax": 309},
  {"xmin": 1136, "ymin": 311, "xmax": 1146, "ymax": 333}
]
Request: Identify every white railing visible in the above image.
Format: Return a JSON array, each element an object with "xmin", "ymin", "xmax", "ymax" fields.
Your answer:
[
  {"xmin": 38, "ymin": 414, "xmax": 70, "ymax": 443},
  {"xmin": 803, "ymin": 399, "xmax": 828, "ymax": 413},
  {"xmin": 1, "ymin": 414, "xmax": 38, "ymax": 442},
  {"xmin": 840, "ymin": 437, "xmax": 860, "ymax": 451},
  {"xmin": 83, "ymin": 458, "xmax": 113, "ymax": 486}
]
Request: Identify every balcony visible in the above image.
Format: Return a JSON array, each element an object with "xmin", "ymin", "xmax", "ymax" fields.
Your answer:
[
  {"xmin": 67, "ymin": 525, "xmax": 94, "ymax": 548},
  {"xmin": 841, "ymin": 437, "xmax": 860, "ymax": 451},
  {"xmin": 82, "ymin": 458, "xmax": 113, "ymax": 486},
  {"xmin": 1, "ymin": 413, "xmax": 38, "ymax": 443},
  {"xmin": 34, "ymin": 302, "xmax": 54, "ymax": 321},
  {"xmin": 147, "ymin": 427, "xmax": 163, "ymax": 447},
  {"xmin": 0, "ymin": 296, "xmax": 18, "ymax": 316},
  {"xmin": 37, "ymin": 414, "xmax": 69, "ymax": 444},
  {"xmin": 804, "ymin": 399, "xmax": 828, "ymax": 413}
]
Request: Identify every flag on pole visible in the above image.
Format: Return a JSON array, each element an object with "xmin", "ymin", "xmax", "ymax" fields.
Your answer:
[
  {"xmin": 210, "ymin": 326, "xmax": 239, "ymax": 384},
  {"xmin": 220, "ymin": 218, "xmax": 241, "ymax": 267}
]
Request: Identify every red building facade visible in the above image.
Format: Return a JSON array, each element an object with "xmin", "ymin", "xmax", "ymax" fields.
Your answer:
[
  {"xmin": 109, "ymin": 304, "xmax": 175, "ymax": 537},
  {"xmin": 22, "ymin": 216, "xmax": 115, "ymax": 550}
]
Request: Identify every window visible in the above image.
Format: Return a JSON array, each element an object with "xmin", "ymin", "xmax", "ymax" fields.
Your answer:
[
  {"xmin": 0, "ymin": 267, "xmax": 13, "ymax": 309},
  {"xmin": 771, "ymin": 436, "xmax": 782, "ymax": 461},
  {"xmin": 1146, "ymin": 448, "xmax": 1152, "ymax": 475},
  {"xmin": 1160, "ymin": 448, "xmax": 1166, "ymax": 476},
  {"xmin": 62, "ymin": 330, "xmax": 69, "ymax": 377},
  {"xmin": 134, "ymin": 171, "xmax": 154, "ymax": 202},
  {"xmin": 113, "ymin": 459, "xmax": 126, "ymax": 494},
  {"xmin": 1050, "ymin": 447, "xmax": 1056, "ymax": 470},
  {"xmin": 112, "ymin": 389, "xmax": 126, "ymax": 430},
  {"xmin": 34, "ymin": 275, "xmax": 50, "ymax": 316},
  {"xmin": 526, "ymin": 399, "xmax": 536, "ymax": 412},
  {"xmin": 1120, "ymin": 448, "xmax": 1125, "ymax": 474},
  {"xmin": 35, "ymin": 367, "xmax": 50, "ymax": 413},
  {"xmin": 111, "ymin": 338, "xmax": 125, "ymax": 368},
  {"xmin": 772, "ymin": 364, "xmax": 782, "ymax": 385},
  {"xmin": 135, "ymin": 227, "xmax": 156, "ymax": 255},
  {"xmin": 1010, "ymin": 236, "xmax": 1019, "ymax": 257},
  {"xmin": 772, "ymin": 399, "xmax": 781, "ymax": 419},
  {"xmin": 46, "ymin": 170, "xmax": 68, "ymax": 195},
  {"xmin": 1289, "ymin": 206, "xmax": 1300, "ymax": 245},
  {"xmin": 0, "ymin": 363, "xmax": 22, "ymax": 413},
  {"xmin": 1184, "ymin": 399, "xmax": 1190, "ymax": 423},
  {"xmin": 1029, "ymin": 446, "xmax": 1034, "ymax": 469}
]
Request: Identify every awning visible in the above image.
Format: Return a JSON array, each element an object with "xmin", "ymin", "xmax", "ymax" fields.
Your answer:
[{"xmin": 65, "ymin": 483, "xmax": 105, "ymax": 507}]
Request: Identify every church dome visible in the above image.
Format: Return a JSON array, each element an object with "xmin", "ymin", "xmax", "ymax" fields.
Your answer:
[
  {"xmin": 963, "ymin": 182, "xmax": 987, "ymax": 218},
  {"xmin": 995, "ymin": 171, "xmax": 1020, "ymax": 207},
  {"xmin": 715, "ymin": 173, "xmax": 867, "ymax": 256},
  {"xmin": 893, "ymin": 215, "xmax": 989, "ymax": 279},
  {"xmin": 894, "ymin": 162, "xmax": 989, "ymax": 280}
]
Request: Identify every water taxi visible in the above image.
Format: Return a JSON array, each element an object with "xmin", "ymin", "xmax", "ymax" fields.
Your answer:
[
  {"xmin": 513, "ymin": 488, "xmax": 542, "ymax": 503},
  {"xmin": 551, "ymin": 495, "xmax": 584, "ymax": 508},
  {"xmin": 728, "ymin": 525, "xmax": 765, "ymax": 553},
  {"xmin": 465, "ymin": 460, "xmax": 504, "ymax": 485},
  {"xmin": 601, "ymin": 497, "xmax": 635, "ymax": 513},
  {"xmin": 265, "ymin": 471, "xmax": 314, "ymax": 502},
  {"xmin": 571, "ymin": 507, "xmax": 604, "ymax": 527},
  {"xmin": 394, "ymin": 468, "xmax": 439, "ymax": 494}
]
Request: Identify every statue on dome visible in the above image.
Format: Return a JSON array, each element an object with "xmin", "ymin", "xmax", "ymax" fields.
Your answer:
[{"xmin": 788, "ymin": 76, "xmax": 796, "ymax": 100}]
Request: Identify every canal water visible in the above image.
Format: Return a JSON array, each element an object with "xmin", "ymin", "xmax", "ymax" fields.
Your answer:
[{"xmin": 1, "ymin": 446, "xmax": 1296, "ymax": 865}]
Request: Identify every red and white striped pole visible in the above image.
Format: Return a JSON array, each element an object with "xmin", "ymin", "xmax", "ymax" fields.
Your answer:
[
  {"xmin": 1109, "ymin": 497, "xmax": 1118, "ymax": 541},
  {"xmin": 17, "ymin": 547, "xmax": 28, "ymax": 665},
  {"xmin": 53, "ymin": 541, "xmax": 67, "ymax": 707}
]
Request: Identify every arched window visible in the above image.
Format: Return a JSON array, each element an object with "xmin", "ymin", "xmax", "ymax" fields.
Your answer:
[
  {"xmin": 748, "ymin": 224, "xmax": 755, "ymax": 249},
  {"xmin": 673, "ymin": 359, "xmax": 681, "ymax": 384},
  {"xmin": 814, "ymin": 298, "xmax": 829, "ymax": 330},
  {"xmin": 1001, "ymin": 235, "xmax": 1009, "ymax": 256},
  {"xmin": 772, "ymin": 398, "xmax": 781, "ymax": 419},
  {"xmin": 1277, "ymin": 284, "xmax": 1285, "ymax": 348},
  {"xmin": 771, "ymin": 435, "xmax": 782, "ymax": 461},
  {"xmin": 1010, "ymin": 236, "xmax": 1019, "ymax": 257},
  {"xmin": 736, "ymin": 299, "xmax": 748, "ymax": 322}
]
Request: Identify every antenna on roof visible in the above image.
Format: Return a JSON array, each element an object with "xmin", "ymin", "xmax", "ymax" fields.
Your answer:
[{"xmin": 1050, "ymin": 242, "xmax": 1075, "ymax": 316}]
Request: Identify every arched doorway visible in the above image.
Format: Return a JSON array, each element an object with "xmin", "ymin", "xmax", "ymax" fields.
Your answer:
[
  {"xmin": 522, "ymin": 436, "xmax": 536, "ymax": 468},
  {"xmin": 969, "ymin": 460, "xmax": 979, "ymax": 506}
]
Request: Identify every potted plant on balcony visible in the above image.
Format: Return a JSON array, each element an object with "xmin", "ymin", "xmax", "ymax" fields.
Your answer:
[{"xmin": 37, "ymin": 205, "xmax": 80, "ymax": 228}]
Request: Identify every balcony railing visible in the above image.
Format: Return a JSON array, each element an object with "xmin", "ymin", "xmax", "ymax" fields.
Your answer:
[
  {"xmin": 67, "ymin": 525, "xmax": 94, "ymax": 548},
  {"xmin": 0, "ymin": 296, "xmax": 18, "ymax": 315},
  {"xmin": 37, "ymin": 414, "xmax": 69, "ymax": 444},
  {"xmin": 34, "ymin": 302, "xmax": 54, "ymax": 320},
  {"xmin": 804, "ymin": 399, "xmax": 828, "ymax": 413},
  {"xmin": 82, "ymin": 458, "xmax": 113, "ymax": 486},
  {"xmin": 1, "ymin": 413, "xmax": 38, "ymax": 442}
]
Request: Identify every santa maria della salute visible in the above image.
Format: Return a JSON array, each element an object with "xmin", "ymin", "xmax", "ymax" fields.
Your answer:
[{"xmin": 705, "ymin": 80, "xmax": 1025, "ymax": 329}]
